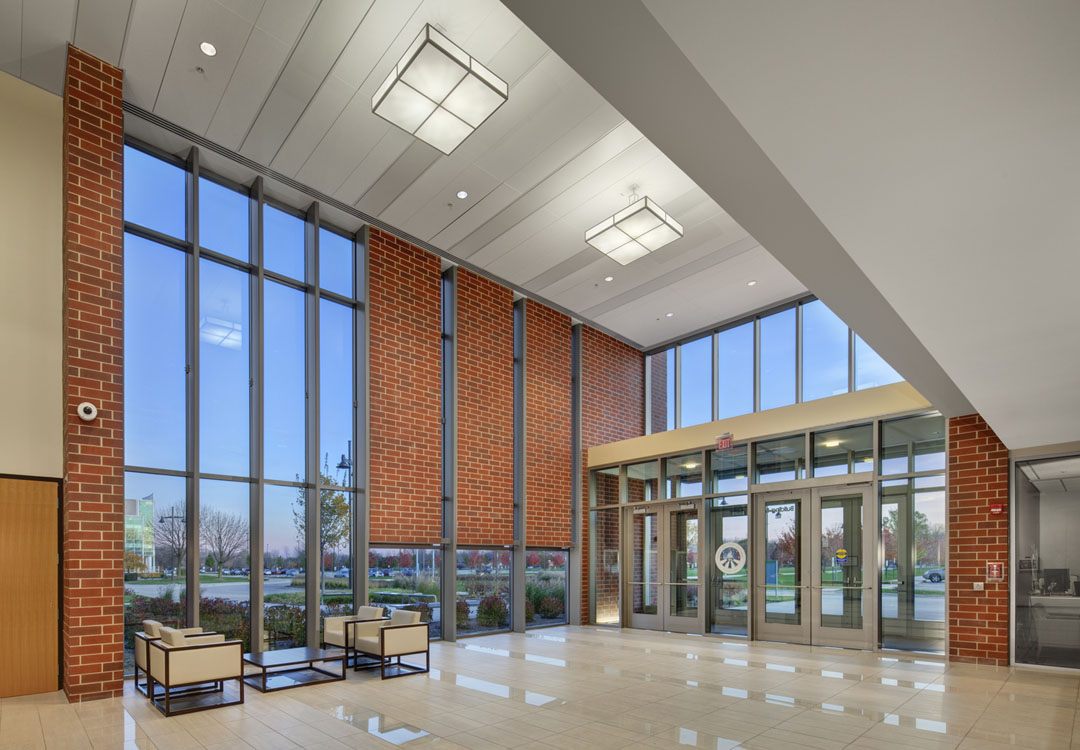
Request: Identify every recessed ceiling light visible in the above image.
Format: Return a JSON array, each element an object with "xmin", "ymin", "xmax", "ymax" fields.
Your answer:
[
  {"xmin": 823, "ymin": 440, "xmax": 841, "ymax": 448},
  {"xmin": 665, "ymin": 312, "xmax": 674, "ymax": 318},
  {"xmin": 456, "ymin": 190, "xmax": 468, "ymax": 200},
  {"xmin": 200, "ymin": 41, "xmax": 217, "ymax": 57},
  {"xmin": 747, "ymin": 280, "xmax": 757, "ymax": 287},
  {"xmin": 683, "ymin": 462, "xmax": 699, "ymax": 470},
  {"xmin": 603, "ymin": 276, "xmax": 614, "ymax": 282}
]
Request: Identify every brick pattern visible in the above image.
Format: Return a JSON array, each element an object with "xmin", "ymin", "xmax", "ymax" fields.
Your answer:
[
  {"xmin": 525, "ymin": 302, "xmax": 573, "ymax": 547},
  {"xmin": 368, "ymin": 228, "xmax": 442, "ymax": 544},
  {"xmin": 648, "ymin": 352, "xmax": 668, "ymax": 434},
  {"xmin": 62, "ymin": 45, "xmax": 125, "ymax": 701},
  {"xmin": 456, "ymin": 269, "xmax": 514, "ymax": 546},
  {"xmin": 948, "ymin": 414, "xmax": 1009, "ymax": 665},
  {"xmin": 580, "ymin": 326, "xmax": 644, "ymax": 623}
]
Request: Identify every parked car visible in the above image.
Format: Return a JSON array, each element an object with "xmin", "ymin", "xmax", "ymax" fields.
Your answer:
[
  {"xmin": 263, "ymin": 569, "xmax": 272, "ymax": 576},
  {"xmin": 333, "ymin": 568, "xmax": 350, "ymax": 579},
  {"xmin": 922, "ymin": 568, "xmax": 945, "ymax": 583},
  {"xmin": 401, "ymin": 567, "xmax": 415, "ymax": 576},
  {"xmin": 286, "ymin": 568, "xmax": 299, "ymax": 576}
]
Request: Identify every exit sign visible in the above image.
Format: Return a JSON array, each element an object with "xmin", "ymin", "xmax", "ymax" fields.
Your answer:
[{"xmin": 717, "ymin": 433, "xmax": 734, "ymax": 451}]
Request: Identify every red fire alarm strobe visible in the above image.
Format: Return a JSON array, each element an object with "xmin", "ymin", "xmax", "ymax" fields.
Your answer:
[
  {"xmin": 989, "ymin": 503, "xmax": 1004, "ymax": 515},
  {"xmin": 987, "ymin": 562, "xmax": 1004, "ymax": 582}
]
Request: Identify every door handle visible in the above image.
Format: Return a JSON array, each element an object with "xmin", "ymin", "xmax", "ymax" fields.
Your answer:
[
  {"xmin": 813, "ymin": 585, "xmax": 873, "ymax": 590},
  {"xmin": 755, "ymin": 584, "xmax": 810, "ymax": 589}
]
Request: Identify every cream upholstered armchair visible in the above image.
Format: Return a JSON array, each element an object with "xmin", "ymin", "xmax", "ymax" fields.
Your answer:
[
  {"xmin": 352, "ymin": 609, "xmax": 430, "ymax": 679},
  {"xmin": 147, "ymin": 626, "xmax": 244, "ymax": 716},
  {"xmin": 134, "ymin": 620, "xmax": 216, "ymax": 697},
  {"xmin": 321, "ymin": 605, "xmax": 386, "ymax": 666}
]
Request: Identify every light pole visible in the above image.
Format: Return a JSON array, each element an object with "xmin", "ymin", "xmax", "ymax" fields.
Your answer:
[{"xmin": 336, "ymin": 440, "xmax": 353, "ymax": 599}]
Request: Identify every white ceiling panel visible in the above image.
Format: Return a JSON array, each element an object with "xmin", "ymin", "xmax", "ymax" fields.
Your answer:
[
  {"xmin": 73, "ymin": 0, "xmax": 133, "ymax": 67},
  {"xmin": 239, "ymin": 0, "xmax": 371, "ymax": 165},
  {"xmin": 154, "ymin": 0, "xmax": 258, "ymax": 134},
  {"xmin": 20, "ymin": 0, "xmax": 78, "ymax": 94},
  {"xmin": 355, "ymin": 141, "xmax": 440, "ymax": 217},
  {"xmin": 430, "ymin": 182, "xmax": 522, "ymax": 250},
  {"xmin": 334, "ymin": 127, "xmax": 415, "ymax": 206},
  {"xmin": 205, "ymin": 1, "xmax": 315, "ymax": 150},
  {"xmin": 0, "ymin": 0, "xmax": 22, "ymax": 78},
  {"xmin": 394, "ymin": 163, "xmax": 500, "ymax": 242},
  {"xmin": 119, "ymin": 0, "xmax": 186, "ymax": 108}
]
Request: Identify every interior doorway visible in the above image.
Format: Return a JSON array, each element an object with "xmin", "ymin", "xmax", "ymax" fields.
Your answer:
[
  {"xmin": 752, "ymin": 484, "xmax": 876, "ymax": 649},
  {"xmin": 626, "ymin": 500, "xmax": 704, "ymax": 632}
]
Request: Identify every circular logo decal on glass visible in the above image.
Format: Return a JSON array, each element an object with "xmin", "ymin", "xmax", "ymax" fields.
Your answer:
[
  {"xmin": 714, "ymin": 542, "xmax": 746, "ymax": 575},
  {"xmin": 835, "ymin": 548, "xmax": 848, "ymax": 561}
]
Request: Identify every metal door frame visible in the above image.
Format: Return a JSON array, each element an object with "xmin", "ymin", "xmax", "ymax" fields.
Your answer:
[{"xmin": 752, "ymin": 489, "xmax": 812, "ymax": 644}]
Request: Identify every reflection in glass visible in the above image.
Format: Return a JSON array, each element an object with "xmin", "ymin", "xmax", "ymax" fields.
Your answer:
[
  {"xmin": 125, "ymin": 234, "xmax": 186, "ymax": 471},
  {"xmin": 880, "ymin": 477, "xmax": 946, "ymax": 651},
  {"xmin": 319, "ymin": 228, "xmax": 353, "ymax": 297},
  {"xmin": 455, "ymin": 548, "xmax": 511, "ymax": 634},
  {"xmin": 669, "ymin": 509, "xmax": 699, "ymax": 618},
  {"xmin": 880, "ymin": 414, "xmax": 946, "ymax": 475},
  {"xmin": 710, "ymin": 446, "xmax": 748, "ymax": 494},
  {"xmin": 263, "ymin": 205, "xmax": 305, "ymax": 280},
  {"xmin": 199, "ymin": 177, "xmax": 249, "ymax": 261},
  {"xmin": 710, "ymin": 496, "xmax": 748, "ymax": 635},
  {"xmin": 801, "ymin": 300, "xmax": 849, "ymax": 401},
  {"xmin": 320, "ymin": 489, "xmax": 353, "ymax": 633},
  {"xmin": 666, "ymin": 453, "xmax": 703, "ymax": 497},
  {"xmin": 679, "ymin": 336, "xmax": 712, "ymax": 427},
  {"xmin": 665, "ymin": 349, "xmax": 675, "ymax": 430},
  {"xmin": 592, "ymin": 466, "xmax": 619, "ymax": 506},
  {"xmin": 369, "ymin": 546, "xmax": 440, "ymax": 639},
  {"xmin": 647, "ymin": 352, "xmax": 672, "ymax": 434},
  {"xmin": 319, "ymin": 299, "xmax": 353, "ymax": 487},
  {"xmin": 124, "ymin": 145, "xmax": 185, "ymax": 238},
  {"xmin": 717, "ymin": 322, "xmax": 753, "ymax": 419},
  {"xmin": 264, "ymin": 281, "xmax": 306, "ymax": 481},
  {"xmin": 813, "ymin": 423, "xmax": 873, "ymax": 477},
  {"xmin": 199, "ymin": 259, "xmax": 250, "ymax": 476},
  {"xmin": 591, "ymin": 508, "xmax": 620, "ymax": 624},
  {"xmin": 819, "ymin": 493, "xmax": 863, "ymax": 630},
  {"xmin": 626, "ymin": 460, "xmax": 659, "ymax": 502},
  {"xmin": 855, "ymin": 333, "xmax": 903, "ymax": 390},
  {"xmin": 760, "ymin": 308, "xmax": 796, "ymax": 410},
  {"xmin": 199, "ymin": 479, "xmax": 250, "ymax": 650},
  {"xmin": 263, "ymin": 484, "xmax": 306, "ymax": 649},
  {"xmin": 1015, "ymin": 456, "xmax": 1080, "ymax": 669},
  {"xmin": 755, "ymin": 435, "xmax": 806, "ymax": 484},
  {"xmin": 631, "ymin": 511, "xmax": 659, "ymax": 618},
  {"xmin": 525, "ymin": 549, "xmax": 568, "ymax": 627},
  {"xmin": 123, "ymin": 472, "xmax": 187, "ymax": 675},
  {"xmin": 764, "ymin": 500, "xmax": 800, "ymax": 625}
]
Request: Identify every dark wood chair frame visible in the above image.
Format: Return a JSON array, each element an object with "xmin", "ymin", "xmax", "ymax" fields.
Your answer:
[
  {"xmin": 147, "ymin": 638, "xmax": 245, "ymax": 716},
  {"xmin": 352, "ymin": 621, "xmax": 430, "ymax": 679},
  {"xmin": 133, "ymin": 630, "xmax": 217, "ymax": 697}
]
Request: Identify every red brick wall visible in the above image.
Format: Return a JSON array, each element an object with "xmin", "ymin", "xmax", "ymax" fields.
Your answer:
[
  {"xmin": 580, "ymin": 326, "xmax": 644, "ymax": 623},
  {"xmin": 948, "ymin": 414, "xmax": 1009, "ymax": 665},
  {"xmin": 456, "ymin": 269, "xmax": 514, "ymax": 546},
  {"xmin": 525, "ymin": 302, "xmax": 572, "ymax": 547},
  {"xmin": 62, "ymin": 45, "xmax": 125, "ymax": 701},
  {"xmin": 368, "ymin": 228, "xmax": 441, "ymax": 544}
]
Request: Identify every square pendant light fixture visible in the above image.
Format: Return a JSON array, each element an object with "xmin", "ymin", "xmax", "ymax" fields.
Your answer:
[
  {"xmin": 372, "ymin": 24, "xmax": 509, "ymax": 155},
  {"xmin": 585, "ymin": 196, "xmax": 684, "ymax": 265}
]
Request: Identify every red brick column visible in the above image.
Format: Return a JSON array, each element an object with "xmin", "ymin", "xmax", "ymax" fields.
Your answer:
[
  {"xmin": 580, "ymin": 326, "xmax": 644, "ymax": 623},
  {"xmin": 456, "ymin": 269, "xmax": 513, "ymax": 546},
  {"xmin": 368, "ymin": 228, "xmax": 442, "ymax": 544},
  {"xmin": 525, "ymin": 302, "xmax": 573, "ymax": 547},
  {"xmin": 948, "ymin": 414, "xmax": 1009, "ymax": 665},
  {"xmin": 62, "ymin": 45, "xmax": 125, "ymax": 701},
  {"xmin": 648, "ymin": 351, "xmax": 668, "ymax": 433}
]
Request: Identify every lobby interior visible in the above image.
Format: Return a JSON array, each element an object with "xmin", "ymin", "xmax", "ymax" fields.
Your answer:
[{"xmin": 1, "ymin": 1, "xmax": 1079, "ymax": 749}]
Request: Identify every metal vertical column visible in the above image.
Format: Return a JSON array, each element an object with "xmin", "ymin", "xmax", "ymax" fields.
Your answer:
[
  {"xmin": 185, "ymin": 147, "xmax": 201, "ymax": 627},
  {"xmin": 568, "ymin": 323, "xmax": 583, "ymax": 625},
  {"xmin": 304, "ymin": 203, "xmax": 321, "ymax": 647},
  {"xmin": 354, "ymin": 227, "xmax": 370, "ymax": 612},
  {"xmin": 249, "ymin": 176, "xmax": 265, "ymax": 651},
  {"xmin": 440, "ymin": 268, "xmax": 458, "ymax": 641},
  {"xmin": 511, "ymin": 298, "xmax": 527, "ymax": 632}
]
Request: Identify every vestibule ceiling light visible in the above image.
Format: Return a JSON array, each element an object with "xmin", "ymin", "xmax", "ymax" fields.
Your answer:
[
  {"xmin": 823, "ymin": 440, "xmax": 841, "ymax": 448},
  {"xmin": 372, "ymin": 24, "xmax": 509, "ymax": 155},
  {"xmin": 585, "ymin": 192, "xmax": 683, "ymax": 265}
]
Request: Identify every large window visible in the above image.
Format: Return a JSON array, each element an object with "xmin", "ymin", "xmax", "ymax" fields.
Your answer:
[
  {"xmin": 525, "ymin": 549, "xmax": 568, "ymax": 627},
  {"xmin": 455, "ymin": 548, "xmax": 512, "ymax": 635},
  {"xmin": 369, "ymin": 547, "xmax": 442, "ymax": 639},
  {"xmin": 647, "ymin": 299, "xmax": 903, "ymax": 434},
  {"xmin": 122, "ymin": 143, "xmax": 363, "ymax": 670}
]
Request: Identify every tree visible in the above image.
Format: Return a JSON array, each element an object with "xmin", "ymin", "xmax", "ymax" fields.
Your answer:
[
  {"xmin": 400, "ymin": 551, "xmax": 414, "ymax": 569},
  {"xmin": 293, "ymin": 464, "xmax": 351, "ymax": 594},
  {"xmin": 551, "ymin": 552, "xmax": 565, "ymax": 567},
  {"xmin": 526, "ymin": 551, "xmax": 541, "ymax": 568},
  {"xmin": 205, "ymin": 554, "xmax": 217, "ymax": 571},
  {"xmin": 468, "ymin": 550, "xmax": 483, "ymax": 569},
  {"xmin": 124, "ymin": 550, "xmax": 147, "ymax": 574},
  {"xmin": 201, "ymin": 507, "xmax": 248, "ymax": 577},
  {"xmin": 155, "ymin": 501, "xmax": 187, "ymax": 576},
  {"xmin": 498, "ymin": 551, "xmax": 511, "ymax": 568}
]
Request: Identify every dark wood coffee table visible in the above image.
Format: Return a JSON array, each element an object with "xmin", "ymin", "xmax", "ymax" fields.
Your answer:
[{"xmin": 242, "ymin": 647, "xmax": 346, "ymax": 692}]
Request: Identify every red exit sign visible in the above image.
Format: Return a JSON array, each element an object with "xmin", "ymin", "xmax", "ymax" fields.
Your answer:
[{"xmin": 717, "ymin": 433, "xmax": 734, "ymax": 451}]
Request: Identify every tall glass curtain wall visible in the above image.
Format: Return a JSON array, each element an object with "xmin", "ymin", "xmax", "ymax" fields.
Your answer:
[
  {"xmin": 122, "ymin": 144, "xmax": 362, "ymax": 671},
  {"xmin": 648, "ymin": 299, "xmax": 903, "ymax": 433},
  {"xmin": 588, "ymin": 413, "xmax": 946, "ymax": 652}
]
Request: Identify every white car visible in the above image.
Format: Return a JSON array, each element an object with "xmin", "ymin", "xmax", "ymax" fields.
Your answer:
[{"xmin": 333, "ymin": 568, "xmax": 350, "ymax": 579}]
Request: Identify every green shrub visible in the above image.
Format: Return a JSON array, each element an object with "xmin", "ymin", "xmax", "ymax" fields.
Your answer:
[
  {"xmin": 456, "ymin": 599, "xmax": 469, "ymax": 629},
  {"xmin": 538, "ymin": 596, "xmax": 564, "ymax": 619},
  {"xmin": 525, "ymin": 599, "xmax": 535, "ymax": 623},
  {"xmin": 477, "ymin": 596, "xmax": 508, "ymax": 628}
]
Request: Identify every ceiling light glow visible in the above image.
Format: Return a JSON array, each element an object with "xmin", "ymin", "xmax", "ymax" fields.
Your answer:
[
  {"xmin": 604, "ymin": 276, "xmax": 614, "ymax": 282},
  {"xmin": 456, "ymin": 190, "xmax": 468, "ymax": 199},
  {"xmin": 665, "ymin": 312, "xmax": 674, "ymax": 318},
  {"xmin": 372, "ymin": 25, "xmax": 508, "ymax": 155},
  {"xmin": 823, "ymin": 440, "xmax": 841, "ymax": 448},
  {"xmin": 585, "ymin": 196, "xmax": 683, "ymax": 265},
  {"xmin": 747, "ymin": 280, "xmax": 757, "ymax": 286},
  {"xmin": 199, "ymin": 41, "xmax": 217, "ymax": 57}
]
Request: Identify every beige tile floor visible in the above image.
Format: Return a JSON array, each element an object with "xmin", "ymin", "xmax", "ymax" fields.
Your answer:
[{"xmin": 2, "ymin": 626, "xmax": 1079, "ymax": 750}]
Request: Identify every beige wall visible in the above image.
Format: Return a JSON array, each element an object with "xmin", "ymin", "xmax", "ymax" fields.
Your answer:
[
  {"xmin": 588, "ymin": 381, "xmax": 931, "ymax": 467},
  {"xmin": 0, "ymin": 72, "xmax": 63, "ymax": 478}
]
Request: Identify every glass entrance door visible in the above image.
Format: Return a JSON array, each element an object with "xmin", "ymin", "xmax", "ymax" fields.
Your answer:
[
  {"xmin": 752, "ymin": 485, "xmax": 875, "ymax": 648},
  {"xmin": 626, "ymin": 501, "xmax": 703, "ymax": 632}
]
